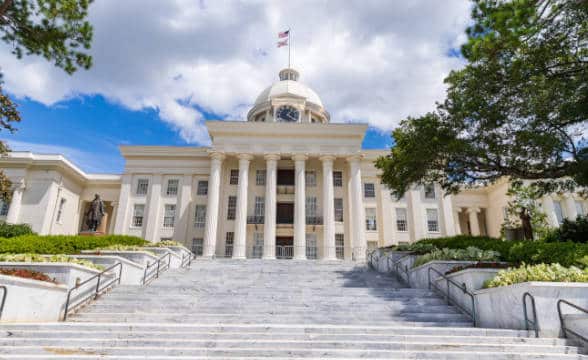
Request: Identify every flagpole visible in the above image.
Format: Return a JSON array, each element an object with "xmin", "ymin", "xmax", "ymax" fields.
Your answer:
[{"xmin": 288, "ymin": 28, "xmax": 291, "ymax": 68}]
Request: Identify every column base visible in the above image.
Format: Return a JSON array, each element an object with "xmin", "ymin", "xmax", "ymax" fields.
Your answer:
[
  {"xmin": 262, "ymin": 256, "xmax": 276, "ymax": 260},
  {"xmin": 321, "ymin": 256, "xmax": 338, "ymax": 261},
  {"xmin": 231, "ymin": 256, "xmax": 247, "ymax": 260}
]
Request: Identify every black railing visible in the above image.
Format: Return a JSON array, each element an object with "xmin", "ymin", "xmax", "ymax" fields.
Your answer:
[
  {"xmin": 306, "ymin": 216, "xmax": 323, "ymax": 225},
  {"xmin": 247, "ymin": 215, "xmax": 265, "ymax": 224},
  {"xmin": 428, "ymin": 267, "xmax": 477, "ymax": 326},
  {"xmin": 180, "ymin": 250, "xmax": 194, "ymax": 268},
  {"xmin": 391, "ymin": 254, "xmax": 412, "ymax": 286},
  {"xmin": 522, "ymin": 292, "xmax": 539, "ymax": 337},
  {"xmin": 367, "ymin": 250, "xmax": 378, "ymax": 270},
  {"xmin": 557, "ymin": 299, "xmax": 588, "ymax": 343},
  {"xmin": 277, "ymin": 217, "xmax": 294, "ymax": 225},
  {"xmin": 0, "ymin": 285, "xmax": 6, "ymax": 321},
  {"xmin": 142, "ymin": 253, "xmax": 172, "ymax": 285},
  {"xmin": 63, "ymin": 262, "xmax": 122, "ymax": 321}
]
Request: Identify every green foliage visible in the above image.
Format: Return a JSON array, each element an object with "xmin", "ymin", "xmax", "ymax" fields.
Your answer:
[
  {"xmin": 152, "ymin": 240, "xmax": 182, "ymax": 247},
  {"xmin": 394, "ymin": 242, "xmax": 438, "ymax": 255},
  {"xmin": 376, "ymin": 0, "xmax": 588, "ymax": 196},
  {"xmin": 96, "ymin": 244, "xmax": 156, "ymax": 255},
  {"xmin": 502, "ymin": 182, "xmax": 550, "ymax": 240},
  {"xmin": 485, "ymin": 263, "xmax": 588, "ymax": 288},
  {"xmin": 550, "ymin": 216, "xmax": 588, "ymax": 244},
  {"xmin": 0, "ymin": 222, "xmax": 34, "ymax": 238},
  {"xmin": 0, "ymin": 234, "xmax": 146, "ymax": 254},
  {"xmin": 413, "ymin": 246, "xmax": 500, "ymax": 268},
  {"xmin": 0, "ymin": 253, "xmax": 104, "ymax": 271}
]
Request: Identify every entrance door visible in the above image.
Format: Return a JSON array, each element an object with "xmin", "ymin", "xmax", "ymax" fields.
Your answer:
[
  {"xmin": 277, "ymin": 203, "xmax": 294, "ymax": 224},
  {"xmin": 276, "ymin": 236, "xmax": 293, "ymax": 259}
]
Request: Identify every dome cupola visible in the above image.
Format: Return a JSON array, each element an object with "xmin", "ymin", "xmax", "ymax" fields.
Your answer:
[{"xmin": 247, "ymin": 68, "xmax": 330, "ymax": 124}]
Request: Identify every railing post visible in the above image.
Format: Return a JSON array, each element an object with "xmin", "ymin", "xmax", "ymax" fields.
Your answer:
[
  {"xmin": 156, "ymin": 259, "xmax": 161, "ymax": 279},
  {"xmin": 94, "ymin": 273, "xmax": 102, "ymax": 299},
  {"xmin": 0, "ymin": 286, "xmax": 6, "ymax": 321}
]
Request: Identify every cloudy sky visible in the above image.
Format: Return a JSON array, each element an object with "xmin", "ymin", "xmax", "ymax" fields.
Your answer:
[{"xmin": 0, "ymin": 0, "xmax": 471, "ymax": 173}]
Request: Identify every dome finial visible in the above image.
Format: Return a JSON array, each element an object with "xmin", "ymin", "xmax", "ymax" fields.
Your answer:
[{"xmin": 279, "ymin": 68, "xmax": 299, "ymax": 81}]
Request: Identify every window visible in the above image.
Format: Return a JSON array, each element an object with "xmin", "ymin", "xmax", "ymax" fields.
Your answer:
[
  {"xmin": 194, "ymin": 205, "xmax": 206, "ymax": 228},
  {"xmin": 227, "ymin": 196, "xmax": 237, "ymax": 220},
  {"xmin": 426, "ymin": 208, "xmax": 439, "ymax": 232},
  {"xmin": 256, "ymin": 170, "xmax": 266, "ymax": 186},
  {"xmin": 395, "ymin": 208, "xmax": 407, "ymax": 232},
  {"xmin": 305, "ymin": 171, "xmax": 316, "ymax": 187},
  {"xmin": 553, "ymin": 200, "xmax": 564, "ymax": 224},
  {"xmin": 252, "ymin": 232, "xmax": 263, "ymax": 258},
  {"xmin": 225, "ymin": 232, "xmax": 234, "ymax": 257},
  {"xmin": 364, "ymin": 183, "xmax": 375, "ymax": 198},
  {"xmin": 0, "ymin": 199, "xmax": 8, "ymax": 217},
  {"xmin": 306, "ymin": 233, "xmax": 317, "ymax": 259},
  {"xmin": 576, "ymin": 201, "xmax": 585, "ymax": 217},
  {"xmin": 166, "ymin": 179, "xmax": 179, "ymax": 196},
  {"xmin": 333, "ymin": 171, "xmax": 343, "ymax": 187},
  {"xmin": 197, "ymin": 180, "xmax": 208, "ymax": 195},
  {"xmin": 306, "ymin": 196, "xmax": 317, "ymax": 222},
  {"xmin": 335, "ymin": 234, "xmax": 344, "ymax": 259},
  {"xmin": 136, "ymin": 178, "xmax": 149, "ymax": 195},
  {"xmin": 334, "ymin": 198, "xmax": 344, "ymax": 222},
  {"xmin": 163, "ymin": 204, "xmax": 176, "ymax": 228},
  {"xmin": 365, "ymin": 208, "xmax": 377, "ymax": 231},
  {"xmin": 56, "ymin": 198, "xmax": 66, "ymax": 223},
  {"xmin": 132, "ymin": 204, "xmax": 145, "ymax": 227},
  {"xmin": 229, "ymin": 169, "xmax": 239, "ymax": 185},
  {"xmin": 191, "ymin": 238, "xmax": 203, "ymax": 256},
  {"xmin": 254, "ymin": 196, "xmax": 265, "ymax": 218},
  {"xmin": 424, "ymin": 184, "xmax": 436, "ymax": 199},
  {"xmin": 502, "ymin": 207, "xmax": 509, "ymax": 221}
]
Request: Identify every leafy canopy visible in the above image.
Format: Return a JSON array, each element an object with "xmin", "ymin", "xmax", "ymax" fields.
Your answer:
[{"xmin": 376, "ymin": 0, "xmax": 588, "ymax": 197}]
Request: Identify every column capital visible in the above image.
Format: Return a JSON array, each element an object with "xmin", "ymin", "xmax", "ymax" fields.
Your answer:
[
  {"xmin": 466, "ymin": 206, "xmax": 481, "ymax": 214},
  {"xmin": 12, "ymin": 178, "xmax": 26, "ymax": 191},
  {"xmin": 292, "ymin": 154, "xmax": 308, "ymax": 162},
  {"xmin": 319, "ymin": 155, "xmax": 336, "ymax": 163},
  {"xmin": 346, "ymin": 154, "xmax": 363, "ymax": 163},
  {"xmin": 238, "ymin": 153, "xmax": 254, "ymax": 161},
  {"xmin": 209, "ymin": 151, "xmax": 226, "ymax": 161},
  {"xmin": 264, "ymin": 154, "xmax": 281, "ymax": 161}
]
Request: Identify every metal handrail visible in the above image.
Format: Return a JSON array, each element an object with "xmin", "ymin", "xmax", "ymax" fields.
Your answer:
[
  {"xmin": 523, "ymin": 292, "xmax": 539, "ymax": 338},
  {"xmin": 557, "ymin": 299, "xmax": 588, "ymax": 343},
  {"xmin": 63, "ymin": 262, "xmax": 122, "ymax": 321},
  {"xmin": 391, "ymin": 254, "xmax": 412, "ymax": 286},
  {"xmin": 427, "ymin": 267, "xmax": 477, "ymax": 326},
  {"xmin": 0, "ymin": 285, "xmax": 6, "ymax": 321},
  {"xmin": 367, "ymin": 250, "xmax": 377, "ymax": 269},
  {"xmin": 142, "ymin": 253, "xmax": 172, "ymax": 285},
  {"xmin": 180, "ymin": 250, "xmax": 194, "ymax": 268}
]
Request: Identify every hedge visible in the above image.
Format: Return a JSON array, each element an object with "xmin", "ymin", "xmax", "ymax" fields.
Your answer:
[
  {"xmin": 0, "ymin": 235, "xmax": 147, "ymax": 254},
  {"xmin": 416, "ymin": 235, "xmax": 588, "ymax": 267},
  {"xmin": 0, "ymin": 222, "xmax": 35, "ymax": 238}
]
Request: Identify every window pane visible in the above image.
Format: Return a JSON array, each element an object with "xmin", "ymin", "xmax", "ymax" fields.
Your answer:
[
  {"xmin": 306, "ymin": 196, "xmax": 317, "ymax": 220},
  {"xmin": 395, "ymin": 208, "xmax": 407, "ymax": 232},
  {"xmin": 335, "ymin": 234, "xmax": 344, "ymax": 259},
  {"xmin": 56, "ymin": 198, "xmax": 66, "ymax": 223},
  {"xmin": 254, "ymin": 197, "xmax": 265, "ymax": 218},
  {"xmin": 133, "ymin": 204, "xmax": 145, "ymax": 227},
  {"xmin": 334, "ymin": 198, "xmax": 344, "ymax": 222},
  {"xmin": 305, "ymin": 171, "xmax": 316, "ymax": 187},
  {"xmin": 225, "ymin": 232, "xmax": 234, "ymax": 257},
  {"xmin": 163, "ymin": 204, "xmax": 176, "ymax": 228},
  {"xmin": 136, "ymin": 179, "xmax": 149, "ymax": 195},
  {"xmin": 191, "ymin": 238, "xmax": 203, "ymax": 256},
  {"xmin": 252, "ymin": 232, "xmax": 263, "ymax": 258},
  {"xmin": 256, "ymin": 170, "xmax": 266, "ymax": 186},
  {"xmin": 365, "ymin": 208, "xmax": 377, "ymax": 231},
  {"xmin": 0, "ymin": 199, "xmax": 9, "ymax": 217},
  {"xmin": 333, "ymin": 171, "xmax": 343, "ymax": 187},
  {"xmin": 424, "ymin": 184, "xmax": 436, "ymax": 199},
  {"xmin": 194, "ymin": 205, "xmax": 206, "ymax": 228},
  {"xmin": 364, "ymin": 183, "xmax": 375, "ymax": 198},
  {"xmin": 197, "ymin": 180, "xmax": 208, "ymax": 195},
  {"xmin": 166, "ymin": 179, "xmax": 179, "ymax": 196},
  {"xmin": 553, "ymin": 201, "xmax": 564, "ymax": 224},
  {"xmin": 227, "ymin": 196, "xmax": 237, "ymax": 220},
  {"xmin": 229, "ymin": 169, "xmax": 239, "ymax": 185},
  {"xmin": 306, "ymin": 233, "xmax": 317, "ymax": 259},
  {"xmin": 426, "ymin": 208, "xmax": 439, "ymax": 232}
]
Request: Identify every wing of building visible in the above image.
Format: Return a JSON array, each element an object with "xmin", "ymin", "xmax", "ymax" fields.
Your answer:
[{"xmin": 1, "ymin": 68, "xmax": 586, "ymax": 261}]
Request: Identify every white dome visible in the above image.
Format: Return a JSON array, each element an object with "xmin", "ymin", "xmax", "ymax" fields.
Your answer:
[{"xmin": 254, "ymin": 77, "xmax": 323, "ymax": 108}]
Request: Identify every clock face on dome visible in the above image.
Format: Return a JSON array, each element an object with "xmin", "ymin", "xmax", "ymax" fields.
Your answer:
[{"xmin": 276, "ymin": 106, "xmax": 300, "ymax": 122}]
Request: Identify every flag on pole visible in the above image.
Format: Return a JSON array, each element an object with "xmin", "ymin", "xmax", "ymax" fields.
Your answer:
[
  {"xmin": 278, "ymin": 29, "xmax": 290, "ymax": 38},
  {"xmin": 277, "ymin": 39, "xmax": 288, "ymax": 48}
]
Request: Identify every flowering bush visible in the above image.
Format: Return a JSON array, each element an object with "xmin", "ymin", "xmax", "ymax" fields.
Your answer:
[
  {"xmin": 0, "ymin": 234, "xmax": 146, "ymax": 254},
  {"xmin": 95, "ymin": 244, "xmax": 156, "ymax": 255},
  {"xmin": 0, "ymin": 253, "xmax": 104, "ymax": 271},
  {"xmin": 413, "ymin": 247, "xmax": 501, "ymax": 268},
  {"xmin": 152, "ymin": 240, "xmax": 182, "ymax": 247},
  {"xmin": 484, "ymin": 263, "xmax": 588, "ymax": 288}
]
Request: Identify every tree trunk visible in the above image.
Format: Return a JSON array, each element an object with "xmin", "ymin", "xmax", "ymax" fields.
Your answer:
[
  {"xmin": 520, "ymin": 209, "xmax": 534, "ymax": 240},
  {"xmin": 0, "ymin": 0, "xmax": 12, "ymax": 18}
]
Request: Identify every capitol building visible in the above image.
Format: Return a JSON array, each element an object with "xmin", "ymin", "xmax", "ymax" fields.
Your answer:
[{"xmin": 0, "ymin": 68, "xmax": 586, "ymax": 261}]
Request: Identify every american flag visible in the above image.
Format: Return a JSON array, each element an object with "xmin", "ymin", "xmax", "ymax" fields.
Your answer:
[
  {"xmin": 278, "ymin": 29, "xmax": 289, "ymax": 38},
  {"xmin": 277, "ymin": 39, "xmax": 288, "ymax": 48}
]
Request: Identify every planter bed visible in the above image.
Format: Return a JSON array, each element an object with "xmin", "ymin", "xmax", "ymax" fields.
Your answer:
[
  {"xmin": 474, "ymin": 282, "xmax": 588, "ymax": 337},
  {"xmin": 407, "ymin": 260, "xmax": 477, "ymax": 289},
  {"xmin": 71, "ymin": 255, "xmax": 144, "ymax": 285},
  {"xmin": 142, "ymin": 247, "xmax": 182, "ymax": 269},
  {"xmin": 81, "ymin": 250, "xmax": 158, "ymax": 267}
]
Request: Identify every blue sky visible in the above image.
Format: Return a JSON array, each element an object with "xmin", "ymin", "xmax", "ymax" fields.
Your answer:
[
  {"xmin": 0, "ymin": 1, "xmax": 469, "ymax": 174},
  {"xmin": 3, "ymin": 95, "xmax": 394, "ymax": 174}
]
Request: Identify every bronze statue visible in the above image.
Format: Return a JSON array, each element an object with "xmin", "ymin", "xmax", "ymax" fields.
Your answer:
[{"xmin": 86, "ymin": 194, "xmax": 105, "ymax": 232}]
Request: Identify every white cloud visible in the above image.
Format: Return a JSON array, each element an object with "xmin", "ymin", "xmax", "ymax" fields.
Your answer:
[{"xmin": 0, "ymin": 0, "xmax": 471, "ymax": 144}]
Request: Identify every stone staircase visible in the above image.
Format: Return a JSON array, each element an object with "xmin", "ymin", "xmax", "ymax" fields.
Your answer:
[{"xmin": 0, "ymin": 260, "xmax": 585, "ymax": 359}]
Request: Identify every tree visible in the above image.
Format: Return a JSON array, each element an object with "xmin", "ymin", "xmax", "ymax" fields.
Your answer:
[
  {"xmin": 376, "ymin": 0, "xmax": 588, "ymax": 199},
  {"xmin": 0, "ymin": 0, "xmax": 93, "ymax": 198},
  {"xmin": 502, "ymin": 182, "xmax": 550, "ymax": 240}
]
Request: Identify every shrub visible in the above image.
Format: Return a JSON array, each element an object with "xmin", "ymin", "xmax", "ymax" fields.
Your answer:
[
  {"xmin": 545, "ymin": 216, "xmax": 588, "ymax": 244},
  {"xmin": 95, "ymin": 244, "xmax": 156, "ymax": 255},
  {"xmin": 445, "ymin": 262, "xmax": 510, "ymax": 275},
  {"xmin": 413, "ymin": 247, "xmax": 501, "ymax": 268},
  {"xmin": 0, "ymin": 222, "xmax": 35, "ymax": 238},
  {"xmin": 152, "ymin": 240, "xmax": 182, "ymax": 247},
  {"xmin": 0, "ymin": 253, "xmax": 104, "ymax": 271},
  {"xmin": 0, "ymin": 235, "xmax": 147, "ymax": 254},
  {"xmin": 484, "ymin": 263, "xmax": 588, "ymax": 288},
  {"xmin": 394, "ymin": 242, "xmax": 438, "ymax": 255}
]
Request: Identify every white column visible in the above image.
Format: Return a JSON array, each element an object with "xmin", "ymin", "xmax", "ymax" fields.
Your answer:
[
  {"xmin": 203, "ymin": 152, "xmax": 225, "ymax": 258},
  {"xmin": 348, "ymin": 155, "xmax": 366, "ymax": 262},
  {"xmin": 233, "ymin": 154, "xmax": 252, "ymax": 259},
  {"xmin": 564, "ymin": 195, "xmax": 578, "ymax": 221},
  {"xmin": 467, "ymin": 207, "xmax": 481, "ymax": 236},
  {"xmin": 542, "ymin": 196, "xmax": 559, "ymax": 227},
  {"xmin": 144, "ymin": 174, "xmax": 162, "ymax": 243},
  {"xmin": 441, "ymin": 194, "xmax": 457, "ymax": 236},
  {"xmin": 320, "ymin": 156, "xmax": 336, "ymax": 260},
  {"xmin": 114, "ymin": 174, "xmax": 132, "ymax": 234},
  {"xmin": 453, "ymin": 208, "xmax": 463, "ymax": 235},
  {"xmin": 173, "ymin": 174, "xmax": 193, "ymax": 243},
  {"xmin": 409, "ymin": 188, "xmax": 424, "ymax": 241},
  {"xmin": 5, "ymin": 179, "xmax": 25, "ymax": 224},
  {"xmin": 263, "ymin": 154, "xmax": 279, "ymax": 259},
  {"xmin": 293, "ymin": 154, "xmax": 307, "ymax": 260}
]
